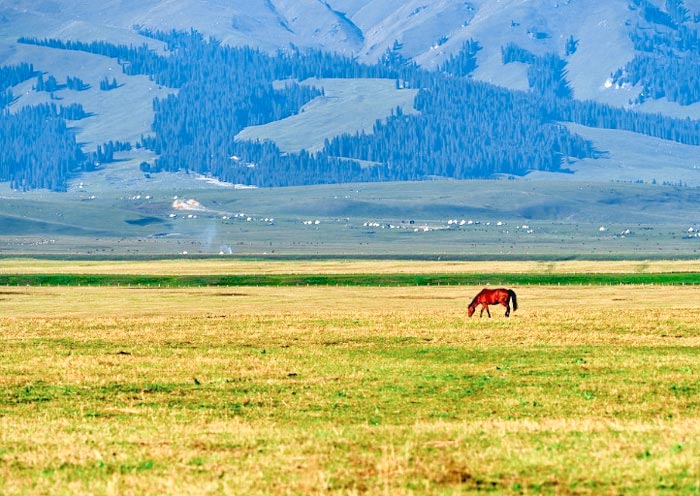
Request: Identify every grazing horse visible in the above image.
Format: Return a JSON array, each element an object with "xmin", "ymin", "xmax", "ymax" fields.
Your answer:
[{"xmin": 468, "ymin": 288, "xmax": 518, "ymax": 318}]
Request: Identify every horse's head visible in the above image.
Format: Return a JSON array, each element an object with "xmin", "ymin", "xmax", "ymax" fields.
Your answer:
[{"xmin": 467, "ymin": 304, "xmax": 475, "ymax": 317}]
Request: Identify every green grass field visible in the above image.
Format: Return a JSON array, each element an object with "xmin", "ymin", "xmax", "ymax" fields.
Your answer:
[
  {"xmin": 1, "ymin": 260, "xmax": 700, "ymax": 494},
  {"xmin": 4, "ymin": 270, "xmax": 700, "ymax": 287}
]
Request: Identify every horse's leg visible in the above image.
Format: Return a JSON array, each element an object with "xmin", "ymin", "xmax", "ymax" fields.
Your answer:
[
  {"xmin": 486, "ymin": 305, "xmax": 491, "ymax": 318},
  {"xmin": 479, "ymin": 305, "xmax": 484, "ymax": 317},
  {"xmin": 504, "ymin": 301, "xmax": 510, "ymax": 317}
]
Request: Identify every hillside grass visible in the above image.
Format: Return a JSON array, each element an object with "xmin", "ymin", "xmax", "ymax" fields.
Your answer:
[
  {"xmin": 7, "ymin": 44, "xmax": 173, "ymax": 150},
  {"xmin": 2, "ymin": 279, "xmax": 700, "ymax": 493},
  {"xmin": 541, "ymin": 123, "xmax": 700, "ymax": 187},
  {"xmin": 236, "ymin": 78, "xmax": 419, "ymax": 153}
]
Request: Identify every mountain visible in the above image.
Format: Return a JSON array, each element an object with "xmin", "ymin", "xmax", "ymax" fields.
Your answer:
[
  {"xmin": 3, "ymin": 0, "xmax": 700, "ymax": 192},
  {"xmin": 6, "ymin": 0, "xmax": 700, "ymax": 105}
]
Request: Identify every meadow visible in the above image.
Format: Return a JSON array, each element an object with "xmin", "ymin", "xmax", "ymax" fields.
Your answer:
[
  {"xmin": 4, "ymin": 176, "xmax": 700, "ymax": 259},
  {"xmin": 1, "ymin": 261, "xmax": 700, "ymax": 494}
]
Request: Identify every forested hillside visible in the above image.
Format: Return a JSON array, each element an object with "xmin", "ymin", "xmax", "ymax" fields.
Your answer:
[
  {"xmin": 2, "ymin": 31, "xmax": 592, "ymax": 188},
  {"xmin": 612, "ymin": 0, "xmax": 700, "ymax": 105},
  {"xmin": 0, "ymin": 61, "xmax": 87, "ymax": 191},
  {"xmin": 4, "ymin": 0, "xmax": 700, "ymax": 190}
]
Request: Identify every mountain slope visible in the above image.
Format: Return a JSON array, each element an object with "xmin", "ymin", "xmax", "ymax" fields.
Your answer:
[
  {"xmin": 4, "ymin": 0, "xmax": 700, "ymax": 113},
  {"xmin": 3, "ymin": 0, "xmax": 700, "ymax": 192}
]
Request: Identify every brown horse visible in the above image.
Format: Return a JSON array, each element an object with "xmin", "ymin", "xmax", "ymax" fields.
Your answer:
[{"xmin": 468, "ymin": 288, "xmax": 518, "ymax": 318}]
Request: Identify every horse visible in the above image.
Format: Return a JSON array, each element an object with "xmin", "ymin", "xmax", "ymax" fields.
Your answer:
[{"xmin": 467, "ymin": 288, "xmax": 518, "ymax": 318}]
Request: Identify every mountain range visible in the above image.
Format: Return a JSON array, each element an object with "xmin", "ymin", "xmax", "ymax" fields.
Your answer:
[
  {"xmin": 3, "ymin": 1, "xmax": 700, "ymax": 193},
  {"xmin": 5, "ymin": 0, "xmax": 700, "ymax": 104}
]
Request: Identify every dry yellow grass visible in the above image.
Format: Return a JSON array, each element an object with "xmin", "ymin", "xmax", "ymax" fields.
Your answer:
[
  {"xmin": 2, "ymin": 258, "xmax": 700, "ymax": 275},
  {"xmin": 1, "ymin": 283, "xmax": 700, "ymax": 494}
]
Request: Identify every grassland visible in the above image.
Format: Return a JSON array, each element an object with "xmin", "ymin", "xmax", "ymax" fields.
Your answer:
[
  {"xmin": 2, "ymin": 261, "xmax": 700, "ymax": 494},
  {"xmin": 2, "ymin": 258, "xmax": 700, "ymax": 287},
  {"xmin": 3, "ymin": 176, "xmax": 700, "ymax": 258},
  {"xmin": 5, "ymin": 268, "xmax": 700, "ymax": 288},
  {"xmin": 2, "ymin": 258, "xmax": 700, "ymax": 275}
]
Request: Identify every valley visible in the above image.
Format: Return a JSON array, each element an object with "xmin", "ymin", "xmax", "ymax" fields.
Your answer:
[{"xmin": 1, "ymin": 165, "xmax": 699, "ymax": 257}]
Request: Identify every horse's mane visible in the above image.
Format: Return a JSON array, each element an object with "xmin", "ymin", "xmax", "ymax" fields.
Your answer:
[{"xmin": 468, "ymin": 289, "xmax": 485, "ymax": 308}]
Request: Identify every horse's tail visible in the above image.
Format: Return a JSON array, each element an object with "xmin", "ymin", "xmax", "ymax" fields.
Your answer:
[{"xmin": 508, "ymin": 289, "xmax": 518, "ymax": 311}]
